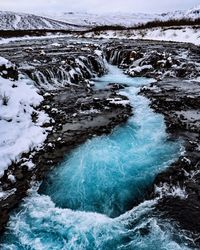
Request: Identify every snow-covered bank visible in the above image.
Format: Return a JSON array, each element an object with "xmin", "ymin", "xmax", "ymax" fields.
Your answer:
[
  {"xmin": 136, "ymin": 26, "xmax": 200, "ymax": 45},
  {"xmin": 83, "ymin": 26, "xmax": 200, "ymax": 45},
  {"xmin": 0, "ymin": 59, "xmax": 50, "ymax": 177}
]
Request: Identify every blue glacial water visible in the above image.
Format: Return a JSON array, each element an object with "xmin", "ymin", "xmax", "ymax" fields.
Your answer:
[{"xmin": 0, "ymin": 65, "xmax": 193, "ymax": 250}]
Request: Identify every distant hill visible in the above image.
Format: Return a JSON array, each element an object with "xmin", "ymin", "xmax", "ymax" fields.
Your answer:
[
  {"xmin": 41, "ymin": 5, "xmax": 200, "ymax": 28},
  {"xmin": 0, "ymin": 5, "xmax": 199, "ymax": 32},
  {"xmin": 0, "ymin": 11, "xmax": 86, "ymax": 31}
]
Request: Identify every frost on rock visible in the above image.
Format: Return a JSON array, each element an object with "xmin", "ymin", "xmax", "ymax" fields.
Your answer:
[{"xmin": 0, "ymin": 57, "xmax": 49, "ymax": 177}]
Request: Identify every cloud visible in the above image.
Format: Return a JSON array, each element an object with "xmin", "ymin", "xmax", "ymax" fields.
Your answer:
[{"xmin": 0, "ymin": 0, "xmax": 199, "ymax": 13}]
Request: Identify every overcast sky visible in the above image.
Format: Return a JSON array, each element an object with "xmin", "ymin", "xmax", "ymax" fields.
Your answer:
[{"xmin": 0, "ymin": 0, "xmax": 199, "ymax": 14}]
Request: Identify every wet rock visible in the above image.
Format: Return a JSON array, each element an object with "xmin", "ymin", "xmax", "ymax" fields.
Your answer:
[{"xmin": 106, "ymin": 40, "xmax": 200, "ymax": 80}]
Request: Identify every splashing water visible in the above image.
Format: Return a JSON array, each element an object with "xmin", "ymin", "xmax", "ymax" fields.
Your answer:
[{"xmin": 0, "ymin": 65, "xmax": 193, "ymax": 250}]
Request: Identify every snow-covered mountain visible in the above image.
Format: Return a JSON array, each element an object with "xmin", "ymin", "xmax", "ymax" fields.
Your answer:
[
  {"xmin": 161, "ymin": 5, "xmax": 200, "ymax": 21},
  {"xmin": 42, "ymin": 12, "xmax": 160, "ymax": 28},
  {"xmin": 0, "ymin": 11, "xmax": 85, "ymax": 30},
  {"xmin": 42, "ymin": 5, "xmax": 200, "ymax": 28},
  {"xmin": 0, "ymin": 5, "xmax": 199, "ymax": 31}
]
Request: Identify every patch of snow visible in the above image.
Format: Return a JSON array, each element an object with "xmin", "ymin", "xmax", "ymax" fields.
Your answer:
[
  {"xmin": 0, "ymin": 63, "xmax": 50, "ymax": 177},
  {"xmin": 0, "ymin": 56, "xmax": 12, "ymax": 68},
  {"xmin": 79, "ymin": 108, "xmax": 100, "ymax": 114},
  {"xmin": 107, "ymin": 98, "xmax": 130, "ymax": 106},
  {"xmin": 7, "ymin": 174, "xmax": 16, "ymax": 183},
  {"xmin": 21, "ymin": 160, "xmax": 35, "ymax": 170},
  {"xmin": 51, "ymin": 42, "xmax": 61, "ymax": 47},
  {"xmin": 94, "ymin": 49, "xmax": 103, "ymax": 57},
  {"xmin": 128, "ymin": 65, "xmax": 153, "ymax": 76}
]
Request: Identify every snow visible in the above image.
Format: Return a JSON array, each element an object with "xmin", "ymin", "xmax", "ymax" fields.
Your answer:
[
  {"xmin": 0, "ymin": 5, "xmax": 199, "ymax": 32},
  {"xmin": 0, "ymin": 34, "xmax": 70, "ymax": 46},
  {"xmin": 0, "ymin": 11, "xmax": 85, "ymax": 31},
  {"xmin": 7, "ymin": 174, "xmax": 16, "ymax": 183},
  {"xmin": 51, "ymin": 42, "xmax": 61, "ymax": 47},
  {"xmin": 0, "ymin": 70, "xmax": 50, "ymax": 177},
  {"xmin": 136, "ymin": 27, "xmax": 200, "ymax": 45},
  {"xmin": 94, "ymin": 49, "xmax": 103, "ymax": 57},
  {"xmin": 128, "ymin": 65, "xmax": 153, "ymax": 76},
  {"xmin": 79, "ymin": 108, "xmax": 100, "ymax": 114},
  {"xmin": 109, "ymin": 99, "xmax": 130, "ymax": 106},
  {"xmin": 41, "ymin": 5, "xmax": 200, "ymax": 28},
  {"xmin": 83, "ymin": 26, "xmax": 200, "ymax": 45},
  {"xmin": 0, "ymin": 56, "xmax": 12, "ymax": 68},
  {"xmin": 41, "ymin": 11, "xmax": 159, "ymax": 28},
  {"xmin": 107, "ymin": 98, "xmax": 130, "ymax": 106}
]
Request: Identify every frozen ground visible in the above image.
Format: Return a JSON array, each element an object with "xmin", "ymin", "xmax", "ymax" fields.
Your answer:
[{"xmin": 0, "ymin": 59, "xmax": 50, "ymax": 179}]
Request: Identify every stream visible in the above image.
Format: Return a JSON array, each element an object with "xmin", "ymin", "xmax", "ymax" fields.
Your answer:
[{"xmin": 0, "ymin": 64, "xmax": 192, "ymax": 250}]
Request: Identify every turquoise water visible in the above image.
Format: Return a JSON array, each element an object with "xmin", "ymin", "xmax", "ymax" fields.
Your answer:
[
  {"xmin": 0, "ymin": 65, "xmax": 192, "ymax": 250},
  {"xmin": 41, "ymin": 66, "xmax": 180, "ymax": 218}
]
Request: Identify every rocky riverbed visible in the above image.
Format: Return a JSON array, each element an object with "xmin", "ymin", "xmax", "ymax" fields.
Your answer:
[
  {"xmin": 105, "ymin": 39, "xmax": 200, "ymax": 245},
  {"xmin": 0, "ymin": 37, "xmax": 200, "ymax": 246}
]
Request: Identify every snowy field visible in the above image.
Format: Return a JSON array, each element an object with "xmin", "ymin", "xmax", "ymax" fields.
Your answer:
[{"xmin": 83, "ymin": 26, "xmax": 200, "ymax": 45}]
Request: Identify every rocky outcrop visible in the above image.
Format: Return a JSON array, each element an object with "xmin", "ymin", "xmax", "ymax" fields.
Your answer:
[{"xmin": 105, "ymin": 40, "xmax": 200, "ymax": 80}]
